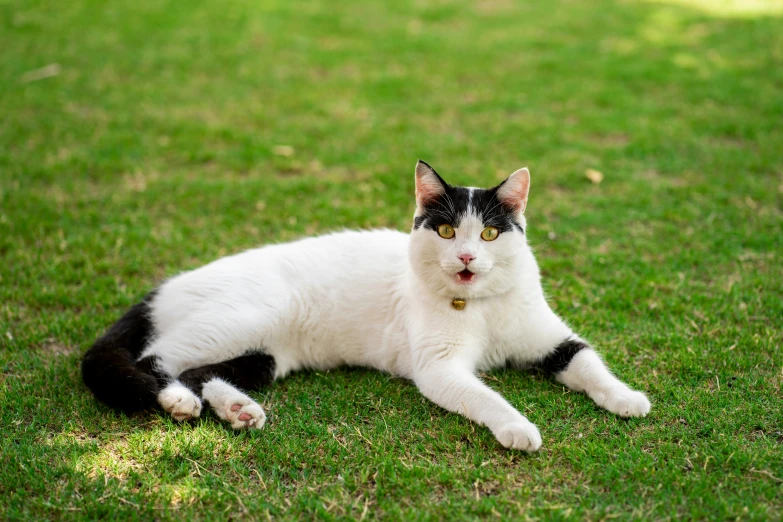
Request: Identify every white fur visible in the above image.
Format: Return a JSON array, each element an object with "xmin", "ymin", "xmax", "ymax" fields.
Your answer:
[
  {"xmin": 556, "ymin": 349, "xmax": 651, "ymax": 417},
  {"xmin": 139, "ymin": 172, "xmax": 650, "ymax": 450},
  {"xmin": 202, "ymin": 378, "xmax": 267, "ymax": 429},
  {"xmin": 158, "ymin": 381, "xmax": 202, "ymax": 421}
]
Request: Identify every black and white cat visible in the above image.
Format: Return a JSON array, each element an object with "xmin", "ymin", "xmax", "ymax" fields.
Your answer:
[{"xmin": 82, "ymin": 160, "xmax": 650, "ymax": 452}]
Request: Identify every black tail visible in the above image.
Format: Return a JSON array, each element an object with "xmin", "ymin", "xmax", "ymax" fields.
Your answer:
[{"xmin": 81, "ymin": 292, "xmax": 162, "ymax": 413}]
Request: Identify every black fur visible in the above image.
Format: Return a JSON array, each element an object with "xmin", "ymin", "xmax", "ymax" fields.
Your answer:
[
  {"xmin": 413, "ymin": 161, "xmax": 524, "ymax": 235},
  {"xmin": 136, "ymin": 355, "xmax": 171, "ymax": 388},
  {"xmin": 81, "ymin": 291, "xmax": 162, "ymax": 413},
  {"xmin": 538, "ymin": 338, "xmax": 589, "ymax": 374},
  {"xmin": 178, "ymin": 351, "xmax": 276, "ymax": 397}
]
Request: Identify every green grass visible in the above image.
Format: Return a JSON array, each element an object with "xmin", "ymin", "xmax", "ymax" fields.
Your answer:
[{"xmin": 1, "ymin": 0, "xmax": 782, "ymax": 519}]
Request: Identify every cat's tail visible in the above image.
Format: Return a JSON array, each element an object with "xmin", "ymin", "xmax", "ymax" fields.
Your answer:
[{"xmin": 81, "ymin": 291, "xmax": 161, "ymax": 413}]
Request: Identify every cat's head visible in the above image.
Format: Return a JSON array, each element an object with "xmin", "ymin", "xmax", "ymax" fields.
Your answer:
[{"xmin": 408, "ymin": 160, "xmax": 531, "ymax": 299}]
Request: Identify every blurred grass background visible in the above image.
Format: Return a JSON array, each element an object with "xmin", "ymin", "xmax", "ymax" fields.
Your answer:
[{"xmin": 1, "ymin": 0, "xmax": 781, "ymax": 519}]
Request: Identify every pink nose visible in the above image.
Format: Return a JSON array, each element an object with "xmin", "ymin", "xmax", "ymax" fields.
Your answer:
[{"xmin": 458, "ymin": 254, "xmax": 475, "ymax": 265}]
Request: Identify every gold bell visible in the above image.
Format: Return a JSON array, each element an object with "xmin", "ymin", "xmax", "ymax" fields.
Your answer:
[{"xmin": 451, "ymin": 298, "xmax": 466, "ymax": 310}]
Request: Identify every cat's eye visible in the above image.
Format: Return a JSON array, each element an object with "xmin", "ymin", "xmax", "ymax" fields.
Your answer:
[
  {"xmin": 481, "ymin": 227, "xmax": 499, "ymax": 241},
  {"xmin": 437, "ymin": 224, "xmax": 455, "ymax": 239}
]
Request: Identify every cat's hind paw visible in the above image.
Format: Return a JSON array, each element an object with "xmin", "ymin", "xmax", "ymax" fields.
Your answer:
[
  {"xmin": 494, "ymin": 421, "xmax": 542, "ymax": 452},
  {"xmin": 593, "ymin": 387, "xmax": 651, "ymax": 418},
  {"xmin": 201, "ymin": 378, "xmax": 267, "ymax": 430},
  {"xmin": 158, "ymin": 382, "xmax": 203, "ymax": 421},
  {"xmin": 225, "ymin": 401, "xmax": 266, "ymax": 430}
]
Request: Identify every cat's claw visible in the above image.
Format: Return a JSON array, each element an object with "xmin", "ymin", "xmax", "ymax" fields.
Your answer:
[
  {"xmin": 592, "ymin": 386, "xmax": 651, "ymax": 417},
  {"xmin": 158, "ymin": 383, "xmax": 203, "ymax": 421},
  {"xmin": 494, "ymin": 421, "xmax": 542, "ymax": 452}
]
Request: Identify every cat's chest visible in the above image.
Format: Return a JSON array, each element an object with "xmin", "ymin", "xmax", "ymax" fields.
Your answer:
[
  {"xmin": 443, "ymin": 299, "xmax": 525, "ymax": 370},
  {"xmin": 475, "ymin": 318, "xmax": 526, "ymax": 369}
]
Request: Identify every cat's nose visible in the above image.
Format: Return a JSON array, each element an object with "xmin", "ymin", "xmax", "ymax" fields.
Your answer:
[{"xmin": 458, "ymin": 254, "xmax": 475, "ymax": 265}]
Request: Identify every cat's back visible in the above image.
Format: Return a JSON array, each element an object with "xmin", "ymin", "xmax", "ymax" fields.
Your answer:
[
  {"xmin": 155, "ymin": 229, "xmax": 410, "ymax": 323},
  {"xmin": 277, "ymin": 228, "xmax": 409, "ymax": 274},
  {"xmin": 167, "ymin": 228, "xmax": 407, "ymax": 278},
  {"xmin": 265, "ymin": 228, "xmax": 410, "ymax": 290}
]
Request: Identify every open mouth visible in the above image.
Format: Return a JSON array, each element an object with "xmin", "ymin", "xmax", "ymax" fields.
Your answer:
[{"xmin": 456, "ymin": 269, "xmax": 475, "ymax": 284}]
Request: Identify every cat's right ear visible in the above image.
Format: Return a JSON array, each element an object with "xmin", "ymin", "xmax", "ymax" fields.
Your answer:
[{"xmin": 415, "ymin": 160, "xmax": 447, "ymax": 207}]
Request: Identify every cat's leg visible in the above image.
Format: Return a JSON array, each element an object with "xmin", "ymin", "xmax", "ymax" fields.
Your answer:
[
  {"xmin": 414, "ymin": 359, "xmax": 542, "ymax": 452},
  {"xmin": 135, "ymin": 355, "xmax": 203, "ymax": 421},
  {"xmin": 545, "ymin": 337, "xmax": 651, "ymax": 417},
  {"xmin": 178, "ymin": 351, "xmax": 276, "ymax": 430},
  {"xmin": 138, "ymin": 314, "xmax": 275, "ymax": 425},
  {"xmin": 523, "ymin": 307, "xmax": 651, "ymax": 417}
]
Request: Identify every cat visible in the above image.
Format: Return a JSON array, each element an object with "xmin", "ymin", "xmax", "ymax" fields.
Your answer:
[{"xmin": 82, "ymin": 160, "xmax": 651, "ymax": 451}]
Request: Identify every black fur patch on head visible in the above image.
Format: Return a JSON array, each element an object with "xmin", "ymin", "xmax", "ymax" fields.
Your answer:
[
  {"xmin": 537, "ymin": 338, "xmax": 589, "ymax": 374},
  {"xmin": 413, "ymin": 163, "xmax": 524, "ymax": 235},
  {"xmin": 178, "ymin": 351, "xmax": 276, "ymax": 396}
]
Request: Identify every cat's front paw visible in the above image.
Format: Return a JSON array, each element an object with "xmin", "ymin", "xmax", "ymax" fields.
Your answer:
[
  {"xmin": 494, "ymin": 421, "xmax": 542, "ymax": 452},
  {"xmin": 593, "ymin": 386, "xmax": 651, "ymax": 418}
]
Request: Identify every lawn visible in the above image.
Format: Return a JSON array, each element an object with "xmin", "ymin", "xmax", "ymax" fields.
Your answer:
[{"xmin": 1, "ymin": 0, "xmax": 782, "ymax": 519}]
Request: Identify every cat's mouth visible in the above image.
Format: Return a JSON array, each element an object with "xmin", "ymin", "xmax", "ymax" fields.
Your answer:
[{"xmin": 456, "ymin": 269, "xmax": 476, "ymax": 284}]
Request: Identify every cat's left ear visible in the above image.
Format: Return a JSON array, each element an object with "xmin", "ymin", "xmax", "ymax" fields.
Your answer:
[{"xmin": 495, "ymin": 168, "xmax": 530, "ymax": 214}]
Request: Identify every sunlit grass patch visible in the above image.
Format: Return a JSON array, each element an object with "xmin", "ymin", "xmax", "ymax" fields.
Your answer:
[{"xmin": 649, "ymin": 0, "xmax": 783, "ymax": 17}]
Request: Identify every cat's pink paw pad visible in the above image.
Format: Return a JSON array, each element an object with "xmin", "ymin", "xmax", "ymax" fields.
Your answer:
[
  {"xmin": 229, "ymin": 404, "xmax": 253, "ymax": 422},
  {"xmin": 225, "ymin": 401, "xmax": 266, "ymax": 430}
]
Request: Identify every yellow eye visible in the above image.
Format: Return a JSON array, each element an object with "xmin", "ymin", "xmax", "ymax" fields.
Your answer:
[
  {"xmin": 481, "ymin": 227, "xmax": 499, "ymax": 241},
  {"xmin": 437, "ymin": 224, "xmax": 455, "ymax": 239}
]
